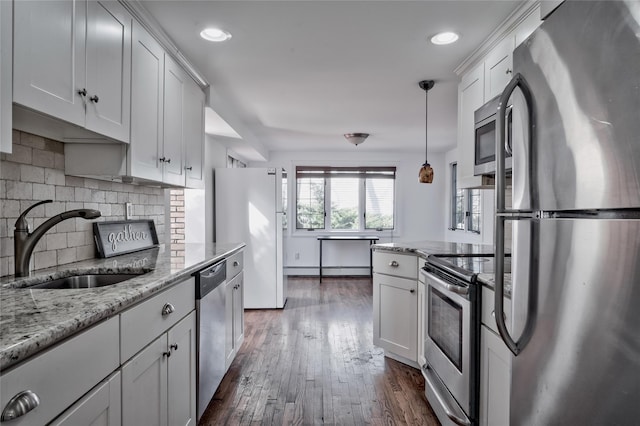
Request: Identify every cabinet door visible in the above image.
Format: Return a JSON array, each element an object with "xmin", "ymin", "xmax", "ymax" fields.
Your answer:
[
  {"xmin": 0, "ymin": 0, "xmax": 11, "ymax": 154},
  {"xmin": 184, "ymin": 78, "xmax": 205, "ymax": 189},
  {"xmin": 168, "ymin": 312, "xmax": 197, "ymax": 426},
  {"xmin": 13, "ymin": 0, "xmax": 86, "ymax": 127},
  {"xmin": 84, "ymin": 0, "xmax": 131, "ymax": 142},
  {"xmin": 480, "ymin": 327, "xmax": 511, "ymax": 426},
  {"xmin": 122, "ymin": 335, "xmax": 168, "ymax": 426},
  {"xmin": 233, "ymin": 272, "xmax": 245, "ymax": 351},
  {"xmin": 51, "ymin": 372, "xmax": 121, "ymax": 426},
  {"xmin": 457, "ymin": 63, "xmax": 486, "ymax": 189},
  {"xmin": 162, "ymin": 55, "xmax": 187, "ymax": 186},
  {"xmin": 484, "ymin": 36, "xmax": 515, "ymax": 100},
  {"xmin": 130, "ymin": 20, "xmax": 164, "ymax": 182},
  {"xmin": 373, "ymin": 273, "xmax": 418, "ymax": 362},
  {"xmin": 224, "ymin": 276, "xmax": 236, "ymax": 369}
]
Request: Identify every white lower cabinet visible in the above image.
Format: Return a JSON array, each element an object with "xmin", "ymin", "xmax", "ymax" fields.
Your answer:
[
  {"xmin": 373, "ymin": 272, "xmax": 418, "ymax": 362},
  {"xmin": 122, "ymin": 311, "xmax": 196, "ymax": 426},
  {"xmin": 225, "ymin": 271, "xmax": 245, "ymax": 370},
  {"xmin": 51, "ymin": 372, "xmax": 121, "ymax": 426},
  {"xmin": 480, "ymin": 326, "xmax": 511, "ymax": 426}
]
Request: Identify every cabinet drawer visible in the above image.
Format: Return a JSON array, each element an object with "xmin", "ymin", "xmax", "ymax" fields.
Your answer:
[
  {"xmin": 226, "ymin": 250, "xmax": 243, "ymax": 279},
  {"xmin": 0, "ymin": 317, "xmax": 119, "ymax": 426},
  {"xmin": 481, "ymin": 286, "xmax": 512, "ymax": 335},
  {"xmin": 120, "ymin": 278, "xmax": 195, "ymax": 361},
  {"xmin": 373, "ymin": 252, "xmax": 417, "ymax": 279}
]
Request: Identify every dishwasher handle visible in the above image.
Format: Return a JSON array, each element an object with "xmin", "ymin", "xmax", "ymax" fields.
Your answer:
[{"xmin": 195, "ymin": 261, "xmax": 226, "ymax": 299}]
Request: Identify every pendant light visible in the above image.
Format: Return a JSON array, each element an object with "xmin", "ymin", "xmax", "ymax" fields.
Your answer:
[{"xmin": 418, "ymin": 80, "xmax": 435, "ymax": 183}]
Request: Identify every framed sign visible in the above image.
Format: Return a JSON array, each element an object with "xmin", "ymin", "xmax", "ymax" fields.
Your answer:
[{"xmin": 93, "ymin": 220, "xmax": 159, "ymax": 258}]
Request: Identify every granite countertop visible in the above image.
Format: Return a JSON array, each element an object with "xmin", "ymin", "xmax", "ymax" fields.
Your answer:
[
  {"xmin": 0, "ymin": 242, "xmax": 244, "ymax": 370},
  {"xmin": 372, "ymin": 240, "xmax": 495, "ymax": 258},
  {"xmin": 477, "ymin": 273, "xmax": 513, "ymax": 298}
]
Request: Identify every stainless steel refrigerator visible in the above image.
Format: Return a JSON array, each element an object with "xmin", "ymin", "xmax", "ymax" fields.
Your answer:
[
  {"xmin": 493, "ymin": 2, "xmax": 640, "ymax": 424},
  {"xmin": 215, "ymin": 167, "xmax": 287, "ymax": 309}
]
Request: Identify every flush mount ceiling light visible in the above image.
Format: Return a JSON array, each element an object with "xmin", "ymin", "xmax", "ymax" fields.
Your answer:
[
  {"xmin": 200, "ymin": 27, "xmax": 232, "ymax": 42},
  {"xmin": 419, "ymin": 80, "xmax": 435, "ymax": 184},
  {"xmin": 430, "ymin": 31, "xmax": 459, "ymax": 45},
  {"xmin": 344, "ymin": 133, "xmax": 369, "ymax": 146}
]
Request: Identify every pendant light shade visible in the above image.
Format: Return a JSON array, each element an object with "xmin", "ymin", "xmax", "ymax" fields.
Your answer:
[{"xmin": 419, "ymin": 80, "xmax": 435, "ymax": 183}]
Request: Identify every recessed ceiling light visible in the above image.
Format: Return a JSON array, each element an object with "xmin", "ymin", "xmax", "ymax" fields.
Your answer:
[
  {"xmin": 200, "ymin": 28, "xmax": 232, "ymax": 42},
  {"xmin": 430, "ymin": 31, "xmax": 459, "ymax": 45}
]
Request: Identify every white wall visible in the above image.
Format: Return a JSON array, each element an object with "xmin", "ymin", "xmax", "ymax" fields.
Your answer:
[
  {"xmin": 443, "ymin": 147, "xmax": 495, "ymax": 246},
  {"xmin": 249, "ymin": 149, "xmax": 447, "ymax": 275},
  {"xmin": 184, "ymin": 134, "xmax": 229, "ymax": 244}
]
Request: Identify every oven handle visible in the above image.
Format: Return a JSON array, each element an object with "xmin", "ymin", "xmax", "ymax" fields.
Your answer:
[
  {"xmin": 423, "ymin": 365, "xmax": 471, "ymax": 426},
  {"xmin": 421, "ymin": 270, "xmax": 468, "ymax": 296}
]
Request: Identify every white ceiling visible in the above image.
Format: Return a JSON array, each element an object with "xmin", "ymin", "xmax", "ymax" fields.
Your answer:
[{"xmin": 140, "ymin": 0, "xmax": 522, "ymax": 161}]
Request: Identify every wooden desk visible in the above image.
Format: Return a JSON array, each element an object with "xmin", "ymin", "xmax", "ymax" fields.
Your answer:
[{"xmin": 317, "ymin": 235, "xmax": 379, "ymax": 282}]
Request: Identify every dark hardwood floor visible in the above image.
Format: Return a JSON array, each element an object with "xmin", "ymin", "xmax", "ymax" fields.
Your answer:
[{"xmin": 199, "ymin": 276, "xmax": 440, "ymax": 425}]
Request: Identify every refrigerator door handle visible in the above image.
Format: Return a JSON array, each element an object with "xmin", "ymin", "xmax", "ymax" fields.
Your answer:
[{"xmin": 495, "ymin": 73, "xmax": 534, "ymax": 356}]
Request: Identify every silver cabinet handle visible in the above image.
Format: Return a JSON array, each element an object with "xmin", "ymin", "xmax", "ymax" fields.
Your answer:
[
  {"xmin": 161, "ymin": 303, "xmax": 175, "ymax": 316},
  {"xmin": 233, "ymin": 261, "xmax": 239, "ymax": 267},
  {"xmin": 1, "ymin": 390, "xmax": 40, "ymax": 421},
  {"xmin": 389, "ymin": 260, "xmax": 399, "ymax": 267}
]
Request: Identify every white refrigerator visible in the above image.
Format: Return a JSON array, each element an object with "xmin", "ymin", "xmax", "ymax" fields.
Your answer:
[{"xmin": 214, "ymin": 167, "xmax": 287, "ymax": 309}]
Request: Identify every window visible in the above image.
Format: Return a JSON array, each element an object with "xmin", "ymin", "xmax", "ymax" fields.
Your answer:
[
  {"xmin": 296, "ymin": 166, "xmax": 396, "ymax": 231},
  {"xmin": 450, "ymin": 163, "xmax": 482, "ymax": 234}
]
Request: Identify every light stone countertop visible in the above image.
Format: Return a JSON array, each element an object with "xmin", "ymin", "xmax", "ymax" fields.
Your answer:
[
  {"xmin": 372, "ymin": 240, "xmax": 512, "ymax": 294},
  {"xmin": 372, "ymin": 240, "xmax": 495, "ymax": 258},
  {"xmin": 0, "ymin": 242, "xmax": 244, "ymax": 370}
]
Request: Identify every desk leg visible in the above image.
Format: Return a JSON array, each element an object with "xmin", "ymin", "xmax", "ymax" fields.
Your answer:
[
  {"xmin": 319, "ymin": 239, "xmax": 323, "ymax": 283},
  {"xmin": 369, "ymin": 241, "xmax": 374, "ymax": 278}
]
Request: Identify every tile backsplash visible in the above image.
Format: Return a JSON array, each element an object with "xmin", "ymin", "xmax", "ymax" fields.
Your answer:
[{"xmin": 0, "ymin": 130, "xmax": 165, "ymax": 277}]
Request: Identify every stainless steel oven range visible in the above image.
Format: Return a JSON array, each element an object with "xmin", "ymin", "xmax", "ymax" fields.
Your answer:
[{"xmin": 420, "ymin": 255, "xmax": 498, "ymax": 426}]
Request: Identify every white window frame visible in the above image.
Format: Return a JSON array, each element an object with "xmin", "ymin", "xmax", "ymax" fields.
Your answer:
[{"xmin": 295, "ymin": 166, "xmax": 396, "ymax": 233}]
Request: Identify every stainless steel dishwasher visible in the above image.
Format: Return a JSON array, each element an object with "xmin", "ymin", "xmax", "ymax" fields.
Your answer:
[{"xmin": 195, "ymin": 260, "xmax": 226, "ymax": 421}]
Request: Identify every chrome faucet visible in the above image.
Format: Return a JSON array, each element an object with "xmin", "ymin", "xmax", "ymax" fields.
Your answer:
[{"xmin": 14, "ymin": 200, "xmax": 101, "ymax": 277}]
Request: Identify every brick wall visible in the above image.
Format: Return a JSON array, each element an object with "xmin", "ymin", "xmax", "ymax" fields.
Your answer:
[
  {"xmin": 168, "ymin": 189, "xmax": 185, "ymax": 269},
  {"xmin": 0, "ymin": 130, "xmax": 166, "ymax": 277}
]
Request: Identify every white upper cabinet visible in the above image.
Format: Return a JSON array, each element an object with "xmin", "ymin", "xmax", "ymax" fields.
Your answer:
[
  {"xmin": 184, "ymin": 78, "xmax": 206, "ymax": 189},
  {"xmin": 162, "ymin": 55, "xmax": 187, "ymax": 186},
  {"xmin": 13, "ymin": 0, "xmax": 131, "ymax": 143},
  {"xmin": 84, "ymin": 0, "xmax": 132, "ymax": 142},
  {"xmin": 484, "ymin": 37, "xmax": 515, "ymax": 101},
  {"xmin": 0, "ymin": 0, "xmax": 12, "ymax": 154},
  {"xmin": 130, "ymin": 20, "xmax": 164, "ymax": 182},
  {"xmin": 14, "ymin": 0, "xmax": 87, "ymax": 128}
]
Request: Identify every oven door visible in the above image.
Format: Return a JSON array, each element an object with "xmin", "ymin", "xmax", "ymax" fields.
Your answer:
[{"xmin": 423, "ymin": 269, "xmax": 471, "ymax": 421}]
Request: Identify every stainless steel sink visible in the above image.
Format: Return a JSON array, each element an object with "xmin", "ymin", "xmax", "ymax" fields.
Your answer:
[{"xmin": 28, "ymin": 274, "xmax": 141, "ymax": 289}]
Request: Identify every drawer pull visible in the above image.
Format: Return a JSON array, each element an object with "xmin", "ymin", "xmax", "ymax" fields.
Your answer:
[
  {"xmin": 163, "ymin": 351, "xmax": 171, "ymax": 358},
  {"xmin": 1, "ymin": 390, "xmax": 40, "ymax": 421},
  {"xmin": 233, "ymin": 261, "xmax": 239, "ymax": 267},
  {"xmin": 410, "ymin": 289, "xmax": 415, "ymax": 294},
  {"xmin": 161, "ymin": 303, "xmax": 175, "ymax": 316},
  {"xmin": 389, "ymin": 260, "xmax": 399, "ymax": 267},
  {"xmin": 170, "ymin": 343, "xmax": 178, "ymax": 351}
]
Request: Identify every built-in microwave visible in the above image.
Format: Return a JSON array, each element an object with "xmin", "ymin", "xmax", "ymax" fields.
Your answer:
[{"xmin": 473, "ymin": 95, "xmax": 512, "ymax": 176}]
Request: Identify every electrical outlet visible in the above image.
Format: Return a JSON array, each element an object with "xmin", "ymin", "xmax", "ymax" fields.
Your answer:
[{"xmin": 125, "ymin": 202, "xmax": 133, "ymax": 220}]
